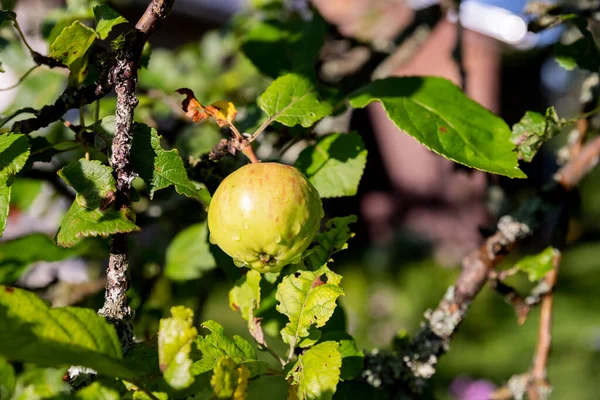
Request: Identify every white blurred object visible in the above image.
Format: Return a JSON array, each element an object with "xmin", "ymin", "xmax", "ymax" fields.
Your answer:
[
  {"xmin": 3, "ymin": 182, "xmax": 70, "ymax": 240},
  {"xmin": 447, "ymin": 1, "xmax": 529, "ymax": 45},
  {"xmin": 17, "ymin": 258, "xmax": 91, "ymax": 289},
  {"xmin": 0, "ymin": 68, "xmax": 19, "ymax": 112}
]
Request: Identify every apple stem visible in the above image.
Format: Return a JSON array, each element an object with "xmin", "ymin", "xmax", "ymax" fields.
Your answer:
[{"xmin": 241, "ymin": 141, "xmax": 260, "ymax": 163}]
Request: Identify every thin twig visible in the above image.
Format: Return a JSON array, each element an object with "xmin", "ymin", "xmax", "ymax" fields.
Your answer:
[
  {"xmin": 12, "ymin": 18, "xmax": 35, "ymax": 54},
  {"xmin": 97, "ymin": 0, "xmax": 176, "ymax": 351},
  {"xmin": 0, "ymin": 65, "xmax": 38, "ymax": 92},
  {"xmin": 249, "ymin": 117, "xmax": 274, "ymax": 142},
  {"xmin": 488, "ymin": 278, "xmax": 531, "ymax": 325},
  {"xmin": 528, "ymin": 251, "xmax": 560, "ymax": 400},
  {"xmin": 554, "ymin": 135, "xmax": 600, "ymax": 190},
  {"xmin": 11, "ymin": 83, "xmax": 111, "ymax": 134}
]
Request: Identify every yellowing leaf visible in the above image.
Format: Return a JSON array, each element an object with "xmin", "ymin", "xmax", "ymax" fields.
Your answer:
[
  {"xmin": 210, "ymin": 356, "xmax": 250, "ymax": 400},
  {"xmin": 206, "ymin": 101, "xmax": 238, "ymax": 127},
  {"xmin": 276, "ymin": 266, "xmax": 344, "ymax": 348},
  {"xmin": 49, "ymin": 21, "xmax": 96, "ymax": 67},
  {"xmin": 176, "ymin": 88, "xmax": 237, "ymax": 127},
  {"xmin": 287, "ymin": 341, "xmax": 342, "ymax": 400},
  {"xmin": 158, "ymin": 306, "xmax": 198, "ymax": 390},
  {"xmin": 229, "ymin": 270, "xmax": 261, "ymax": 322}
]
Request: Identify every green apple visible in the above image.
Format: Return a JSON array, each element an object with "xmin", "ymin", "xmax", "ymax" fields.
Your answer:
[{"xmin": 208, "ymin": 162, "xmax": 323, "ymax": 273}]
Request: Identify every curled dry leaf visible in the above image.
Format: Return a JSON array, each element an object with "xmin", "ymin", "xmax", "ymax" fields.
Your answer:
[{"xmin": 176, "ymin": 88, "xmax": 237, "ymax": 127}]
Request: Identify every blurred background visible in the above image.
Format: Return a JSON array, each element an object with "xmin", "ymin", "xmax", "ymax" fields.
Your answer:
[{"xmin": 1, "ymin": 0, "xmax": 600, "ymax": 399}]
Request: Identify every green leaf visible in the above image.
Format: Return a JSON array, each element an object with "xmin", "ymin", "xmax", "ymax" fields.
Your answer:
[
  {"xmin": 49, "ymin": 21, "xmax": 96, "ymax": 66},
  {"xmin": 0, "ymin": 233, "xmax": 83, "ymax": 284},
  {"xmin": 229, "ymin": 270, "xmax": 261, "ymax": 322},
  {"xmin": 295, "ymin": 133, "xmax": 367, "ymax": 198},
  {"xmin": 241, "ymin": 14, "xmax": 326, "ymax": 78},
  {"xmin": 0, "ymin": 133, "xmax": 30, "ymax": 182},
  {"xmin": 554, "ymin": 17, "xmax": 600, "ymax": 72},
  {"xmin": 257, "ymin": 73, "xmax": 333, "ymax": 128},
  {"xmin": 56, "ymin": 159, "xmax": 139, "ymax": 247},
  {"xmin": 93, "ymin": 5, "xmax": 127, "ymax": 40},
  {"xmin": 210, "ymin": 356, "xmax": 250, "ymax": 400},
  {"xmin": 0, "ymin": 186, "xmax": 9, "ymax": 240},
  {"xmin": 0, "ymin": 286, "xmax": 134, "ymax": 379},
  {"xmin": 319, "ymin": 332, "xmax": 364, "ymax": 381},
  {"xmin": 0, "ymin": 133, "xmax": 30, "ymax": 237},
  {"xmin": 304, "ymin": 216, "xmax": 356, "ymax": 270},
  {"xmin": 515, "ymin": 247, "xmax": 557, "ymax": 282},
  {"xmin": 511, "ymin": 107, "xmax": 561, "ymax": 162},
  {"xmin": 164, "ymin": 222, "xmax": 216, "ymax": 281},
  {"xmin": 0, "ymin": 357, "xmax": 15, "ymax": 400},
  {"xmin": 131, "ymin": 123, "xmax": 210, "ymax": 206},
  {"xmin": 287, "ymin": 341, "xmax": 342, "ymax": 400},
  {"xmin": 159, "ymin": 306, "xmax": 198, "ymax": 390},
  {"xmin": 276, "ymin": 265, "xmax": 344, "ymax": 347},
  {"xmin": 76, "ymin": 381, "xmax": 120, "ymax": 400},
  {"xmin": 193, "ymin": 320, "xmax": 256, "ymax": 376},
  {"xmin": 349, "ymin": 77, "xmax": 526, "ymax": 178}
]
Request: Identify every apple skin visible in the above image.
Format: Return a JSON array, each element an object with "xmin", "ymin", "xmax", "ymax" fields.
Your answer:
[{"xmin": 208, "ymin": 163, "xmax": 324, "ymax": 273}]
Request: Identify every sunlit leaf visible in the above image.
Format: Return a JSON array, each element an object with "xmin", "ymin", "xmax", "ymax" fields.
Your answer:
[
  {"xmin": 287, "ymin": 341, "xmax": 341, "ymax": 400},
  {"xmin": 94, "ymin": 5, "xmax": 127, "ymax": 40},
  {"xmin": 131, "ymin": 123, "xmax": 211, "ymax": 206},
  {"xmin": 295, "ymin": 133, "xmax": 367, "ymax": 198},
  {"xmin": 229, "ymin": 270, "xmax": 261, "ymax": 322},
  {"xmin": 0, "ymin": 286, "xmax": 134, "ymax": 379},
  {"xmin": 257, "ymin": 73, "xmax": 332, "ymax": 128},
  {"xmin": 319, "ymin": 332, "xmax": 364, "ymax": 381},
  {"xmin": 276, "ymin": 265, "xmax": 344, "ymax": 348},
  {"xmin": 0, "ymin": 133, "xmax": 29, "ymax": 182},
  {"xmin": 159, "ymin": 306, "xmax": 198, "ymax": 390},
  {"xmin": 349, "ymin": 77, "xmax": 526, "ymax": 178},
  {"xmin": 515, "ymin": 247, "xmax": 557, "ymax": 282},
  {"xmin": 0, "ymin": 133, "xmax": 30, "ymax": 237},
  {"xmin": 49, "ymin": 21, "xmax": 96, "ymax": 66},
  {"xmin": 56, "ymin": 159, "xmax": 139, "ymax": 247}
]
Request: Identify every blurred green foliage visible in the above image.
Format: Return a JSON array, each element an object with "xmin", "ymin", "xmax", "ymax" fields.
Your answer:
[{"xmin": 1, "ymin": 0, "xmax": 600, "ymax": 399}]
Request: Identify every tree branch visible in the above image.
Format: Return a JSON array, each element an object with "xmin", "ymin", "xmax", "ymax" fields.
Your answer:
[
  {"xmin": 362, "ymin": 132, "xmax": 600, "ymax": 395},
  {"xmin": 528, "ymin": 252, "xmax": 560, "ymax": 400},
  {"xmin": 11, "ymin": 83, "xmax": 111, "ymax": 134},
  {"xmin": 97, "ymin": 0, "xmax": 176, "ymax": 351}
]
